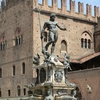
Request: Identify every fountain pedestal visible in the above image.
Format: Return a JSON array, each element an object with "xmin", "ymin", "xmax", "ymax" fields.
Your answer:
[{"xmin": 21, "ymin": 55, "xmax": 77, "ymax": 100}]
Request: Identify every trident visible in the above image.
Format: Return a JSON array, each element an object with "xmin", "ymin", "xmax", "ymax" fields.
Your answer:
[{"xmin": 33, "ymin": 7, "xmax": 43, "ymax": 49}]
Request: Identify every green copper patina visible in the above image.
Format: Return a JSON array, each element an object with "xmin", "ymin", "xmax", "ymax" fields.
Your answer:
[{"xmin": 41, "ymin": 13, "xmax": 66, "ymax": 56}]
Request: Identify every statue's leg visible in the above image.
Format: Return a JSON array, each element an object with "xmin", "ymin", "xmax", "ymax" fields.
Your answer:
[
  {"xmin": 45, "ymin": 32, "xmax": 54, "ymax": 51},
  {"xmin": 50, "ymin": 32, "xmax": 55, "ymax": 54},
  {"xmin": 45, "ymin": 41, "xmax": 52, "ymax": 51},
  {"xmin": 54, "ymin": 32, "xmax": 58, "ymax": 42},
  {"xmin": 51, "ymin": 32, "xmax": 58, "ymax": 54},
  {"xmin": 51, "ymin": 42, "xmax": 55, "ymax": 54}
]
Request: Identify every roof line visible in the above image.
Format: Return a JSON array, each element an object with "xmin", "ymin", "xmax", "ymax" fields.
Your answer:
[{"xmin": 71, "ymin": 52, "xmax": 100, "ymax": 64}]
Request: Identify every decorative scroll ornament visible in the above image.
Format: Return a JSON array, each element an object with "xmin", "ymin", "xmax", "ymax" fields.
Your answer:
[{"xmin": 54, "ymin": 70, "xmax": 63, "ymax": 83}]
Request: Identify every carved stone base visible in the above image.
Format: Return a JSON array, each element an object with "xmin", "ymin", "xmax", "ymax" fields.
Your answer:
[{"xmin": 21, "ymin": 54, "xmax": 77, "ymax": 100}]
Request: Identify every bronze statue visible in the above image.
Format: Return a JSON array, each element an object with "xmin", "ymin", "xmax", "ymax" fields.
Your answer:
[
  {"xmin": 41, "ymin": 13, "xmax": 66, "ymax": 56},
  {"xmin": 33, "ymin": 54, "xmax": 40, "ymax": 65},
  {"xmin": 63, "ymin": 53, "xmax": 72, "ymax": 70}
]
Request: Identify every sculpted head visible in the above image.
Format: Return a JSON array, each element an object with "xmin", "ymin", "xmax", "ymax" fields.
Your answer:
[
  {"xmin": 50, "ymin": 13, "xmax": 56, "ymax": 21},
  {"xmin": 47, "ymin": 89, "xmax": 52, "ymax": 96}
]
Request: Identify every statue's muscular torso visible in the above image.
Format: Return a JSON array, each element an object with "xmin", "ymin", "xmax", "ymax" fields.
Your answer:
[{"xmin": 45, "ymin": 20, "xmax": 58, "ymax": 33}]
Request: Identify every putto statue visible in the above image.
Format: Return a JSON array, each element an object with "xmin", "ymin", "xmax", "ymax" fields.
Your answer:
[
  {"xmin": 63, "ymin": 53, "xmax": 72, "ymax": 70},
  {"xmin": 33, "ymin": 53, "xmax": 40, "ymax": 65},
  {"xmin": 41, "ymin": 13, "xmax": 66, "ymax": 56}
]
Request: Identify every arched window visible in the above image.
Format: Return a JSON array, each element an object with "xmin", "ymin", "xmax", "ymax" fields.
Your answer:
[
  {"xmin": 88, "ymin": 39, "xmax": 91, "ymax": 49},
  {"xmin": 85, "ymin": 39, "xmax": 87, "ymax": 48},
  {"xmin": 0, "ymin": 68, "xmax": 2, "ymax": 78},
  {"xmin": 0, "ymin": 88, "xmax": 1, "ymax": 97},
  {"xmin": 81, "ymin": 38, "xmax": 84, "ymax": 48},
  {"xmin": 61, "ymin": 40, "xmax": 67, "ymax": 52},
  {"xmin": 8, "ymin": 90, "xmax": 11, "ymax": 96},
  {"xmin": 23, "ymin": 88, "xmax": 26, "ymax": 96},
  {"xmin": 0, "ymin": 33, "xmax": 7, "ymax": 51},
  {"xmin": 22, "ymin": 62, "xmax": 25, "ymax": 74},
  {"xmin": 12, "ymin": 65, "xmax": 15, "ymax": 76},
  {"xmin": 14, "ymin": 27, "xmax": 23, "ymax": 46},
  {"xmin": 36, "ymin": 69, "xmax": 39, "ymax": 84},
  {"xmin": 81, "ymin": 32, "xmax": 92, "ymax": 49},
  {"xmin": 17, "ymin": 85, "xmax": 21, "ymax": 96}
]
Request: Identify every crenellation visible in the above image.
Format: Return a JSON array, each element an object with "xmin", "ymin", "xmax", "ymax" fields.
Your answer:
[
  {"xmin": 94, "ymin": 6, "xmax": 99, "ymax": 17},
  {"xmin": 1, "ymin": 0, "xmax": 5, "ymax": 11},
  {"xmin": 33, "ymin": 0, "xmax": 38, "ymax": 8},
  {"xmin": 37, "ymin": 0, "xmax": 99, "ymax": 22},
  {"xmin": 6, "ymin": 0, "xmax": 13, "ymax": 8},
  {"xmin": 61, "ymin": 0, "xmax": 67, "ymax": 13},
  {"xmin": 53, "ymin": 0, "xmax": 57, "ymax": 7},
  {"xmin": 0, "ymin": 7, "xmax": 1, "ymax": 13},
  {"xmin": 42, "ymin": 0, "xmax": 48, "ymax": 7},
  {"xmin": 70, "ymin": 0, "xmax": 75, "ymax": 13},
  {"xmin": 0, "ymin": 0, "xmax": 99, "ymax": 23},
  {"xmin": 86, "ymin": 4, "xmax": 92, "ymax": 16},
  {"xmin": 52, "ymin": 0, "xmax": 58, "ymax": 12},
  {"xmin": 95, "ymin": 17, "xmax": 100, "ymax": 31},
  {"xmin": 78, "ymin": 2, "xmax": 84, "ymax": 14},
  {"xmin": 5, "ymin": 0, "xmax": 8, "ymax": 6}
]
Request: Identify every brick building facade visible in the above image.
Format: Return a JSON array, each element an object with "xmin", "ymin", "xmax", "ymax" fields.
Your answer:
[{"xmin": 0, "ymin": 0, "xmax": 100, "ymax": 100}]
